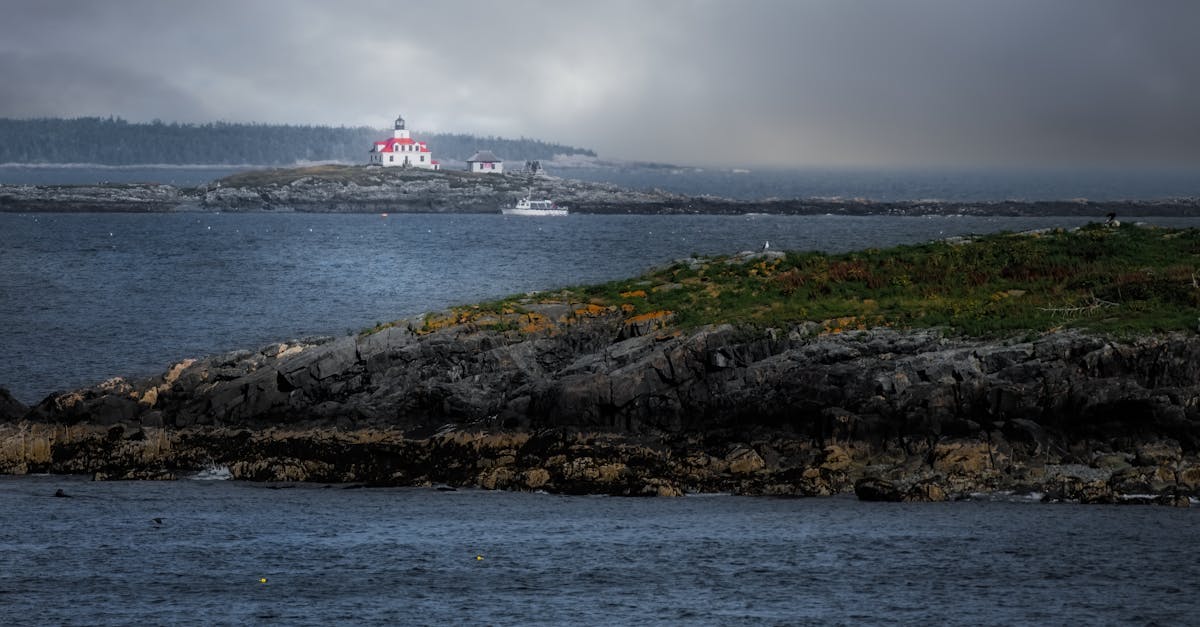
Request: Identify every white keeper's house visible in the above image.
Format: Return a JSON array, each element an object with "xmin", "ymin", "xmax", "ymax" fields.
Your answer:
[
  {"xmin": 467, "ymin": 150, "xmax": 503, "ymax": 174},
  {"xmin": 368, "ymin": 114, "xmax": 440, "ymax": 169}
]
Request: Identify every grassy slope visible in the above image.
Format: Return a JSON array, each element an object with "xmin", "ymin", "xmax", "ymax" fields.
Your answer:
[
  {"xmin": 414, "ymin": 224, "xmax": 1200, "ymax": 338},
  {"xmin": 216, "ymin": 164, "xmax": 481, "ymax": 187}
]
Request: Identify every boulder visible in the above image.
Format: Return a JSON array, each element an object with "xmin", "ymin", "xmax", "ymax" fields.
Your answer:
[
  {"xmin": 854, "ymin": 477, "xmax": 905, "ymax": 502},
  {"xmin": 726, "ymin": 445, "xmax": 765, "ymax": 475},
  {"xmin": 904, "ymin": 479, "xmax": 948, "ymax": 503}
]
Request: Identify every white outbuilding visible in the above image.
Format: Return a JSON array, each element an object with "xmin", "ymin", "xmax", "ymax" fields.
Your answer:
[
  {"xmin": 467, "ymin": 150, "xmax": 503, "ymax": 174},
  {"xmin": 368, "ymin": 114, "xmax": 440, "ymax": 169}
]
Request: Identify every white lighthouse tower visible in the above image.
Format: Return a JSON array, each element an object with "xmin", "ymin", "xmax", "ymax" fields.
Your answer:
[
  {"xmin": 392, "ymin": 114, "xmax": 410, "ymax": 140},
  {"xmin": 368, "ymin": 114, "xmax": 439, "ymax": 169}
]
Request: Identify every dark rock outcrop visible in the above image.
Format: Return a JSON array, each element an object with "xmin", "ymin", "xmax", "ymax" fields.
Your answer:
[{"xmin": 4, "ymin": 308, "xmax": 1200, "ymax": 502}]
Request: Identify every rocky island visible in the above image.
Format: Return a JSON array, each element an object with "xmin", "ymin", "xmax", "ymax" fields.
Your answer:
[
  {"xmin": 3, "ymin": 163, "xmax": 1200, "ymax": 216},
  {"xmin": 2, "ymin": 223, "xmax": 1199, "ymax": 504}
]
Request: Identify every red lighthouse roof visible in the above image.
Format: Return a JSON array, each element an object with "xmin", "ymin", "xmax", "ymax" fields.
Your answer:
[{"xmin": 373, "ymin": 137, "xmax": 431, "ymax": 153}]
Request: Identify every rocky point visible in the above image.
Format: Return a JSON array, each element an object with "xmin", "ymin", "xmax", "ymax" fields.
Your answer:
[{"xmin": 3, "ymin": 295, "xmax": 1198, "ymax": 505}]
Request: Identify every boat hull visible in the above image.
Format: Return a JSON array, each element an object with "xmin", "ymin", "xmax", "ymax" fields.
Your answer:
[{"xmin": 501, "ymin": 207, "xmax": 569, "ymax": 216}]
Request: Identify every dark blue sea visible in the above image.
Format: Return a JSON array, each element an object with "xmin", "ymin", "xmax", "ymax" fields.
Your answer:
[
  {"xmin": 2, "ymin": 476, "xmax": 1197, "ymax": 626},
  {"xmin": 5, "ymin": 212, "xmax": 1200, "ymax": 405},
  {"xmin": 4, "ymin": 181, "xmax": 1200, "ymax": 625}
]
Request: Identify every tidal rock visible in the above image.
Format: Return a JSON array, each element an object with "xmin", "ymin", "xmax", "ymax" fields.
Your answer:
[
  {"xmin": 726, "ymin": 445, "xmax": 766, "ymax": 475},
  {"xmin": 903, "ymin": 479, "xmax": 949, "ymax": 503},
  {"xmin": 10, "ymin": 307, "xmax": 1200, "ymax": 501},
  {"xmin": 854, "ymin": 477, "xmax": 905, "ymax": 502}
]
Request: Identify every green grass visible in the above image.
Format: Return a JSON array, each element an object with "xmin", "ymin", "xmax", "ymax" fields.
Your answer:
[
  {"xmin": 216, "ymin": 164, "xmax": 519, "ymax": 188},
  {"xmin": 358, "ymin": 224, "xmax": 1200, "ymax": 340},
  {"xmin": 565, "ymin": 224, "xmax": 1200, "ymax": 336}
]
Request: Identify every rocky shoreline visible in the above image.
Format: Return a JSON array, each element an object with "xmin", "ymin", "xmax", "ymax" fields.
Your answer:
[
  {"xmin": 3, "ymin": 297, "xmax": 1198, "ymax": 505},
  {"xmin": 3, "ymin": 165, "xmax": 1200, "ymax": 216}
]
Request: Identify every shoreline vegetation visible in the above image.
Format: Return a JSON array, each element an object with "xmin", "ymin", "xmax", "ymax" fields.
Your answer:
[
  {"xmin": 3, "ymin": 224, "xmax": 1200, "ymax": 504},
  {"xmin": 3, "ymin": 163, "xmax": 1200, "ymax": 215}
]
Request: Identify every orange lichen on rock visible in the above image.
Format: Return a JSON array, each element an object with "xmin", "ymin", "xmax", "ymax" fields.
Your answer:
[
  {"xmin": 619, "ymin": 289, "xmax": 647, "ymax": 298},
  {"xmin": 625, "ymin": 310, "xmax": 674, "ymax": 325},
  {"xmin": 749, "ymin": 259, "xmax": 781, "ymax": 278},
  {"xmin": 621, "ymin": 303, "xmax": 636, "ymax": 314},
  {"xmin": 574, "ymin": 303, "xmax": 611, "ymax": 317},
  {"xmin": 419, "ymin": 308, "xmax": 485, "ymax": 334},
  {"xmin": 520, "ymin": 312, "xmax": 554, "ymax": 334},
  {"xmin": 821, "ymin": 316, "xmax": 866, "ymax": 335}
]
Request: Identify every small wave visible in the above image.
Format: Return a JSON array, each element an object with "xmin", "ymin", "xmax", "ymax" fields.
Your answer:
[{"xmin": 188, "ymin": 465, "xmax": 232, "ymax": 481}]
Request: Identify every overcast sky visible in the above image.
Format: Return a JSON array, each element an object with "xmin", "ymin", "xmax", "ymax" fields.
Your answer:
[{"xmin": 2, "ymin": 0, "xmax": 1198, "ymax": 168}]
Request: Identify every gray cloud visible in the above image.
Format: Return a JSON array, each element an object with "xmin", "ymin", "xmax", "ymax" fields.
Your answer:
[{"xmin": 1, "ymin": 0, "xmax": 1198, "ymax": 167}]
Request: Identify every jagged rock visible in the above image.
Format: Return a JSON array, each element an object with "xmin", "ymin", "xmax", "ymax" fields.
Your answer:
[
  {"xmin": 9, "ymin": 309, "xmax": 1200, "ymax": 501},
  {"xmin": 1135, "ymin": 440, "xmax": 1182, "ymax": 467},
  {"xmin": 726, "ymin": 446, "xmax": 765, "ymax": 475},
  {"xmin": 854, "ymin": 477, "xmax": 905, "ymax": 502},
  {"xmin": 522, "ymin": 468, "xmax": 550, "ymax": 489},
  {"xmin": 904, "ymin": 480, "xmax": 949, "ymax": 503}
]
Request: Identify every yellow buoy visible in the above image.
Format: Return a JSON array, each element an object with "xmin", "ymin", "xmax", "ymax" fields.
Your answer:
[
  {"xmin": 260, "ymin": 578, "xmax": 268, "ymax": 583},
  {"xmin": 475, "ymin": 555, "xmax": 484, "ymax": 561}
]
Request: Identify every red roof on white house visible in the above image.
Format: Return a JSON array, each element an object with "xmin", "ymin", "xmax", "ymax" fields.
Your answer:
[{"xmin": 373, "ymin": 137, "xmax": 430, "ymax": 153}]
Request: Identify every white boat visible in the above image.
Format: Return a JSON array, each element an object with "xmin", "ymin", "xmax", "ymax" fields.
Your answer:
[{"xmin": 503, "ymin": 188, "xmax": 568, "ymax": 216}]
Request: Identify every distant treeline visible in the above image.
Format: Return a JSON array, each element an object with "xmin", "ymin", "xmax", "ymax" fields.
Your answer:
[{"xmin": 0, "ymin": 117, "xmax": 597, "ymax": 165}]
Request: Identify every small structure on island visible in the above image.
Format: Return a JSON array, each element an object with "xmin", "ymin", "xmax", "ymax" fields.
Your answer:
[
  {"xmin": 368, "ymin": 114, "xmax": 440, "ymax": 169},
  {"xmin": 467, "ymin": 150, "xmax": 503, "ymax": 174}
]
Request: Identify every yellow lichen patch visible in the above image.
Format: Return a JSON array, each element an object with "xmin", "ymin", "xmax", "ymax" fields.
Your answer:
[
  {"xmin": 574, "ymin": 303, "xmax": 611, "ymax": 317},
  {"xmin": 625, "ymin": 310, "xmax": 674, "ymax": 326},
  {"xmin": 821, "ymin": 316, "xmax": 866, "ymax": 335},
  {"xmin": 471, "ymin": 432, "xmax": 530, "ymax": 451},
  {"xmin": 418, "ymin": 308, "xmax": 488, "ymax": 334},
  {"xmin": 749, "ymin": 259, "xmax": 782, "ymax": 278},
  {"xmin": 619, "ymin": 289, "xmax": 647, "ymax": 298},
  {"xmin": 520, "ymin": 312, "xmax": 554, "ymax": 334}
]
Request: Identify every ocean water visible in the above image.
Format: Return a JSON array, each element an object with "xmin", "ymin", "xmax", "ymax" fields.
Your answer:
[
  {"xmin": 5, "ymin": 212, "xmax": 1200, "ymax": 404},
  {"xmin": 1, "ymin": 476, "xmax": 1197, "ymax": 626}
]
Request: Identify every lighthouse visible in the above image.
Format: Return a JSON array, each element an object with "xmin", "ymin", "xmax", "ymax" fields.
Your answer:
[{"xmin": 368, "ymin": 114, "xmax": 440, "ymax": 169}]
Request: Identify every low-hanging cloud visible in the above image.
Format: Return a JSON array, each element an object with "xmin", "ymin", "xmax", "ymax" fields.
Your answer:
[{"xmin": 1, "ymin": 0, "xmax": 1198, "ymax": 168}]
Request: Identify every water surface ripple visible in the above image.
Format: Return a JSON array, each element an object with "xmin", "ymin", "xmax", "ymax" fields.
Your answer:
[
  {"xmin": 4, "ymin": 213, "xmax": 1200, "ymax": 403},
  {"xmin": 1, "ymin": 478, "xmax": 1197, "ymax": 625}
]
